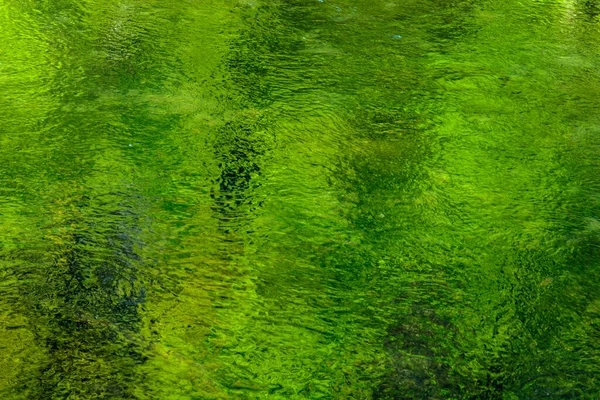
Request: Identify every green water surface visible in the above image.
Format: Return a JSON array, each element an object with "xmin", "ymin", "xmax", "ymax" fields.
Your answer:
[{"xmin": 1, "ymin": 0, "xmax": 600, "ymax": 398}]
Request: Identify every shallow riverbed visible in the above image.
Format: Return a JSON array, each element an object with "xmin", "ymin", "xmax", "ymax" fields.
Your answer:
[{"xmin": 1, "ymin": 0, "xmax": 600, "ymax": 398}]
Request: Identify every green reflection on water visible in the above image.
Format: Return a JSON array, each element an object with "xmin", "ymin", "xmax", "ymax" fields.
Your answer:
[{"xmin": 1, "ymin": 0, "xmax": 600, "ymax": 398}]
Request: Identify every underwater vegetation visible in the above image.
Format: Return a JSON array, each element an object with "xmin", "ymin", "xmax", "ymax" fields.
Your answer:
[{"xmin": 1, "ymin": 0, "xmax": 600, "ymax": 398}]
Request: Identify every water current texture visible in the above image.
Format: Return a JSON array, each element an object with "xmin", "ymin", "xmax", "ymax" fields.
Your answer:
[{"xmin": 1, "ymin": 0, "xmax": 600, "ymax": 398}]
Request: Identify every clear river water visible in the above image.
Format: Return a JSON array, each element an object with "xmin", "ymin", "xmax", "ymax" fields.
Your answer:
[{"xmin": 1, "ymin": 0, "xmax": 600, "ymax": 398}]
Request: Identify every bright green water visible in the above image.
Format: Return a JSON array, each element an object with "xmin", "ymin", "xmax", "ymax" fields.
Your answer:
[{"xmin": 1, "ymin": 0, "xmax": 600, "ymax": 398}]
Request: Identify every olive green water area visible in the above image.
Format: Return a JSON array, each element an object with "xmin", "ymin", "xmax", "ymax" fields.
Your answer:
[{"xmin": 1, "ymin": 0, "xmax": 600, "ymax": 398}]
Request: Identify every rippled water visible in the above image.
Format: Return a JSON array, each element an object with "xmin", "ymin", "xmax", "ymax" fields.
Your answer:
[{"xmin": 1, "ymin": 0, "xmax": 600, "ymax": 398}]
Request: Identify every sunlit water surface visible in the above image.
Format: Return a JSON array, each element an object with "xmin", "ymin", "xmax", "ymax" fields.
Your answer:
[{"xmin": 2, "ymin": 0, "xmax": 600, "ymax": 398}]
